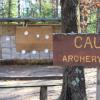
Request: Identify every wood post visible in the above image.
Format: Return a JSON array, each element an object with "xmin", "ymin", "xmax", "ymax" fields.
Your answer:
[
  {"xmin": 0, "ymin": 36, "xmax": 2, "ymax": 59},
  {"xmin": 97, "ymin": 69, "xmax": 100, "ymax": 100},
  {"xmin": 40, "ymin": 86, "xmax": 47, "ymax": 100},
  {"xmin": 96, "ymin": 1, "xmax": 100, "ymax": 99}
]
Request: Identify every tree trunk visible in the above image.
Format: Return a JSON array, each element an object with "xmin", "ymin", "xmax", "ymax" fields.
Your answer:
[
  {"xmin": 18, "ymin": 0, "xmax": 20, "ymax": 17},
  {"xmin": 0, "ymin": 0, "xmax": 4, "ymax": 18},
  {"xmin": 8, "ymin": 0, "xmax": 12, "ymax": 18},
  {"xmin": 56, "ymin": 0, "xmax": 58, "ymax": 17},
  {"xmin": 39, "ymin": 0, "xmax": 42, "ymax": 15},
  {"xmin": 60, "ymin": 0, "xmax": 87, "ymax": 100}
]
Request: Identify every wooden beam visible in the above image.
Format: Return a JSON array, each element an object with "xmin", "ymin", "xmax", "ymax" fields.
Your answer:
[
  {"xmin": 0, "ymin": 18, "xmax": 61, "ymax": 22},
  {"xmin": 0, "ymin": 59, "xmax": 53, "ymax": 65},
  {"xmin": 0, "ymin": 76, "xmax": 62, "ymax": 81},
  {"xmin": 0, "ymin": 84, "xmax": 62, "ymax": 88}
]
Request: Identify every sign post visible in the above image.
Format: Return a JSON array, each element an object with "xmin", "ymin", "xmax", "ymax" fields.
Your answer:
[{"xmin": 96, "ymin": 0, "xmax": 100, "ymax": 99}]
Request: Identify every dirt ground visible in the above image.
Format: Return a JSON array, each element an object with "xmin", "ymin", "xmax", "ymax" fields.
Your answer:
[{"xmin": 85, "ymin": 68, "xmax": 97, "ymax": 100}]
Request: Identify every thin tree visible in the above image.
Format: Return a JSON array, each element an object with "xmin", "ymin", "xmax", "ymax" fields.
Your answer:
[
  {"xmin": 39, "ymin": 0, "xmax": 42, "ymax": 16},
  {"xmin": 55, "ymin": 0, "xmax": 58, "ymax": 17},
  {"xmin": 0, "ymin": 0, "xmax": 4, "ymax": 18},
  {"xmin": 60, "ymin": 0, "xmax": 87, "ymax": 100},
  {"xmin": 18, "ymin": 0, "xmax": 20, "ymax": 17},
  {"xmin": 8, "ymin": 0, "xmax": 12, "ymax": 18}
]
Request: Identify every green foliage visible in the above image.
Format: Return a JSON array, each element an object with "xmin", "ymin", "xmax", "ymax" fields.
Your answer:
[
  {"xmin": 11, "ymin": 0, "xmax": 17, "ymax": 17},
  {"xmin": 0, "ymin": 0, "xmax": 60, "ymax": 18},
  {"xmin": 22, "ymin": 1, "xmax": 53, "ymax": 18},
  {"xmin": 87, "ymin": 12, "xmax": 96, "ymax": 33},
  {"xmin": 40, "ymin": 2, "xmax": 53, "ymax": 18},
  {"xmin": 1, "ymin": 0, "xmax": 17, "ymax": 18}
]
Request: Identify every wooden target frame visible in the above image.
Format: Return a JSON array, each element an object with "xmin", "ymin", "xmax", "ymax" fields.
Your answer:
[{"xmin": 16, "ymin": 26, "xmax": 53, "ymax": 52}]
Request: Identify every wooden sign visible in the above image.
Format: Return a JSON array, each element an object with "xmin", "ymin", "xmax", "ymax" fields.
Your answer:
[
  {"xmin": 0, "ymin": 25, "xmax": 16, "ymax": 35},
  {"xmin": 53, "ymin": 34, "xmax": 100, "ymax": 67},
  {"xmin": 16, "ymin": 26, "xmax": 53, "ymax": 51}
]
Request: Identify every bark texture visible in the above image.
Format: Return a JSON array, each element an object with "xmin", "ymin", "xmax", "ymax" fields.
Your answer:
[
  {"xmin": 61, "ymin": 0, "xmax": 78, "ymax": 33},
  {"xmin": 60, "ymin": 0, "xmax": 87, "ymax": 100}
]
